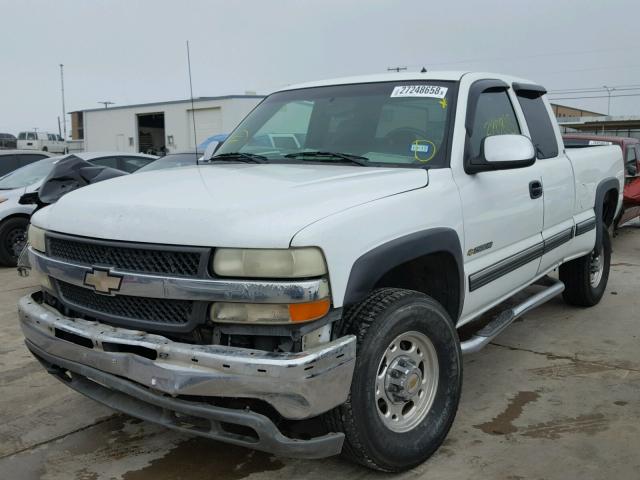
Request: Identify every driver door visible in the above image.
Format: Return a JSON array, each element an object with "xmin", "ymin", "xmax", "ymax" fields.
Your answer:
[{"xmin": 454, "ymin": 82, "xmax": 544, "ymax": 320}]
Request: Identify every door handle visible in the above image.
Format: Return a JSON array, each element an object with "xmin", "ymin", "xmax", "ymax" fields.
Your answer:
[{"xmin": 529, "ymin": 180, "xmax": 543, "ymax": 199}]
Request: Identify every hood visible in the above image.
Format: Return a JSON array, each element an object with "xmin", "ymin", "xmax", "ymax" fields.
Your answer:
[{"xmin": 33, "ymin": 164, "xmax": 428, "ymax": 248}]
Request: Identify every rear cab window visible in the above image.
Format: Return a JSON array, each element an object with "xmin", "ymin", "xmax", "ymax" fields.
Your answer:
[{"xmin": 514, "ymin": 85, "xmax": 559, "ymax": 159}]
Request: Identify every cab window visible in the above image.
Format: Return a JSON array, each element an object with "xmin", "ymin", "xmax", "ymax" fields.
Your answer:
[{"xmin": 466, "ymin": 90, "xmax": 520, "ymax": 160}]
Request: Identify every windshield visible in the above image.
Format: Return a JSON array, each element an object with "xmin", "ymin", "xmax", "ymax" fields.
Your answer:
[
  {"xmin": 0, "ymin": 157, "xmax": 57, "ymax": 189},
  {"xmin": 137, "ymin": 153, "xmax": 202, "ymax": 172},
  {"xmin": 215, "ymin": 81, "xmax": 456, "ymax": 168}
]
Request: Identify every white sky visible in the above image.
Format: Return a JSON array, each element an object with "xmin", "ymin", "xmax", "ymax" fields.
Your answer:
[{"xmin": 1, "ymin": 0, "xmax": 638, "ymax": 135}]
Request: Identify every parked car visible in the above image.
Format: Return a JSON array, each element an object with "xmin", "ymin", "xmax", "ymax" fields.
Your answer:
[
  {"xmin": 137, "ymin": 150, "xmax": 204, "ymax": 173},
  {"xmin": 0, "ymin": 150, "xmax": 53, "ymax": 178},
  {"xmin": 563, "ymin": 134, "xmax": 640, "ymax": 226},
  {"xmin": 0, "ymin": 133, "xmax": 17, "ymax": 150},
  {"xmin": 20, "ymin": 72, "xmax": 623, "ymax": 472},
  {"xmin": 17, "ymin": 131, "xmax": 67, "ymax": 154},
  {"xmin": 197, "ymin": 133, "xmax": 228, "ymax": 151},
  {"xmin": 0, "ymin": 152, "xmax": 156, "ymax": 266},
  {"xmin": 77, "ymin": 151, "xmax": 157, "ymax": 173}
]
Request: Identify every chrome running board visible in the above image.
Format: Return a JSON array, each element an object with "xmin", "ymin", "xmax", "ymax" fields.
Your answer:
[{"xmin": 460, "ymin": 280, "xmax": 565, "ymax": 355}]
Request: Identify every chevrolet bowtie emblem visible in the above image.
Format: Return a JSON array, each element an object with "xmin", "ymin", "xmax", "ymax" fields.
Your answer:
[{"xmin": 83, "ymin": 268, "xmax": 123, "ymax": 294}]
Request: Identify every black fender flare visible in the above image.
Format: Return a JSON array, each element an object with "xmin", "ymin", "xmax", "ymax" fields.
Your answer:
[
  {"xmin": 343, "ymin": 228, "xmax": 464, "ymax": 320},
  {"xmin": 594, "ymin": 177, "xmax": 620, "ymax": 251}
]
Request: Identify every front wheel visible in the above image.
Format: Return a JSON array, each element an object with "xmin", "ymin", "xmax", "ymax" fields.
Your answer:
[
  {"xmin": 560, "ymin": 225, "xmax": 611, "ymax": 306},
  {"xmin": 324, "ymin": 288, "xmax": 462, "ymax": 472}
]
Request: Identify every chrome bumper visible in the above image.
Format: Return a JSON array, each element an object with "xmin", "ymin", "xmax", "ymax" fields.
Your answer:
[
  {"xmin": 18, "ymin": 293, "xmax": 356, "ymax": 420},
  {"xmin": 28, "ymin": 341, "xmax": 345, "ymax": 458}
]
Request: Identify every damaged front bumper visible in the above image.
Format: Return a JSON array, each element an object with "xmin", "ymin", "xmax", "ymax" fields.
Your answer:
[{"xmin": 19, "ymin": 293, "xmax": 357, "ymax": 458}]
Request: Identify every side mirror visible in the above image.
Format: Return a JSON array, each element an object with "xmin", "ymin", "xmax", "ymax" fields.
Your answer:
[
  {"xmin": 202, "ymin": 141, "xmax": 220, "ymax": 161},
  {"xmin": 467, "ymin": 135, "xmax": 536, "ymax": 174}
]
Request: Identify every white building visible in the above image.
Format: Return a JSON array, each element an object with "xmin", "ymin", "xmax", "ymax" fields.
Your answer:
[{"xmin": 70, "ymin": 95, "xmax": 264, "ymax": 154}]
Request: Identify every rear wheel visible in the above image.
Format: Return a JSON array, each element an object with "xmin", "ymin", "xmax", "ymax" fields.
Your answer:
[
  {"xmin": 0, "ymin": 217, "xmax": 29, "ymax": 267},
  {"xmin": 324, "ymin": 288, "xmax": 462, "ymax": 472},
  {"xmin": 560, "ymin": 225, "xmax": 611, "ymax": 306}
]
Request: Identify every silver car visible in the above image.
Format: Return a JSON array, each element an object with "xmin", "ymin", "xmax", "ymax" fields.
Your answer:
[{"xmin": 0, "ymin": 151, "xmax": 156, "ymax": 266}]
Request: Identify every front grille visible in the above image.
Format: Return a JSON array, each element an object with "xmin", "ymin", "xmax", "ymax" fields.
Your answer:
[
  {"xmin": 48, "ymin": 236, "xmax": 204, "ymax": 277},
  {"xmin": 58, "ymin": 281, "xmax": 193, "ymax": 325}
]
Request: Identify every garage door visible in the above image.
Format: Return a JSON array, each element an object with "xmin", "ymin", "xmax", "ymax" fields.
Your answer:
[{"xmin": 189, "ymin": 107, "xmax": 223, "ymax": 144}]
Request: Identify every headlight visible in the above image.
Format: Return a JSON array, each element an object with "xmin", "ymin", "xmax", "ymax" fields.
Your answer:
[
  {"xmin": 213, "ymin": 247, "xmax": 327, "ymax": 278},
  {"xmin": 28, "ymin": 225, "xmax": 46, "ymax": 253}
]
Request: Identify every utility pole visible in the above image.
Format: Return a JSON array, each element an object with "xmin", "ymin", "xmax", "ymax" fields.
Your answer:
[
  {"xmin": 387, "ymin": 66, "xmax": 407, "ymax": 73},
  {"xmin": 98, "ymin": 101, "xmax": 115, "ymax": 109},
  {"xmin": 59, "ymin": 64, "xmax": 67, "ymax": 140},
  {"xmin": 603, "ymin": 85, "xmax": 615, "ymax": 116}
]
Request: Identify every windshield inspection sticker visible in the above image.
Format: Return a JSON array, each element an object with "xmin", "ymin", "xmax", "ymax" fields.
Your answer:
[
  {"xmin": 410, "ymin": 140, "xmax": 437, "ymax": 162},
  {"xmin": 391, "ymin": 85, "xmax": 448, "ymax": 99}
]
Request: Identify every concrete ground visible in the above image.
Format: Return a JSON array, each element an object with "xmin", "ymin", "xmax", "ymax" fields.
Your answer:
[{"xmin": 1, "ymin": 226, "xmax": 639, "ymax": 480}]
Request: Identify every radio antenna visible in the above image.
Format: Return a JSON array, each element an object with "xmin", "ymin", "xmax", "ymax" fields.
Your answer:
[{"xmin": 186, "ymin": 41, "xmax": 198, "ymax": 162}]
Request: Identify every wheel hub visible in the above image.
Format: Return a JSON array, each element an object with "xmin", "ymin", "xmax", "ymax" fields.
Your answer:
[
  {"xmin": 375, "ymin": 331, "xmax": 439, "ymax": 433},
  {"xmin": 7, "ymin": 228, "xmax": 27, "ymax": 258},
  {"xmin": 385, "ymin": 356, "xmax": 423, "ymax": 402},
  {"xmin": 589, "ymin": 246, "xmax": 604, "ymax": 287}
]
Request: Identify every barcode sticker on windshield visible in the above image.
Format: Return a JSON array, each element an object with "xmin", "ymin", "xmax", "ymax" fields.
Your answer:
[{"xmin": 390, "ymin": 85, "xmax": 448, "ymax": 99}]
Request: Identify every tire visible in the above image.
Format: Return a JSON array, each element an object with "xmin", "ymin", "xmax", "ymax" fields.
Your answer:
[
  {"xmin": 560, "ymin": 225, "xmax": 611, "ymax": 307},
  {"xmin": 0, "ymin": 217, "xmax": 29, "ymax": 267},
  {"xmin": 324, "ymin": 288, "xmax": 462, "ymax": 472}
]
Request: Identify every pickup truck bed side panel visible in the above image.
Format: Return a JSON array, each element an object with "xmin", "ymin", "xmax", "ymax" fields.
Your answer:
[{"xmin": 565, "ymin": 146, "xmax": 623, "ymax": 221}]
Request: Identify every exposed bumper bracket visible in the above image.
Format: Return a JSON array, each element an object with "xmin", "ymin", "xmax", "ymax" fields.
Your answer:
[{"xmin": 27, "ymin": 341, "xmax": 344, "ymax": 459}]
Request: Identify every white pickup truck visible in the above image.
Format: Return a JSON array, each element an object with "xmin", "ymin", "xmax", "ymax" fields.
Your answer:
[{"xmin": 19, "ymin": 72, "xmax": 623, "ymax": 472}]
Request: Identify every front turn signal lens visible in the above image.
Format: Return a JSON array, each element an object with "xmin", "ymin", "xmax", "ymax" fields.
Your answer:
[{"xmin": 288, "ymin": 299, "xmax": 330, "ymax": 323}]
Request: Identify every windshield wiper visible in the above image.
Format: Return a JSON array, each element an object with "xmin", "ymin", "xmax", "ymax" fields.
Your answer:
[
  {"xmin": 284, "ymin": 151, "xmax": 369, "ymax": 166},
  {"xmin": 210, "ymin": 152, "xmax": 268, "ymax": 163}
]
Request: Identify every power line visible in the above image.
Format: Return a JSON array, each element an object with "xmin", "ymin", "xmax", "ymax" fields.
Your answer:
[
  {"xmin": 548, "ymin": 92, "xmax": 640, "ymax": 101},
  {"xmin": 549, "ymin": 85, "xmax": 640, "ymax": 94}
]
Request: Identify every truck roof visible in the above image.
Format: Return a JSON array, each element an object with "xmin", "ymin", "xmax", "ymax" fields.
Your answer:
[{"xmin": 280, "ymin": 71, "xmax": 537, "ymax": 91}]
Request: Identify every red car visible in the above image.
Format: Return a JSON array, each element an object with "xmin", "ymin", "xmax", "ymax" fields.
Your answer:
[{"xmin": 563, "ymin": 134, "xmax": 640, "ymax": 227}]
